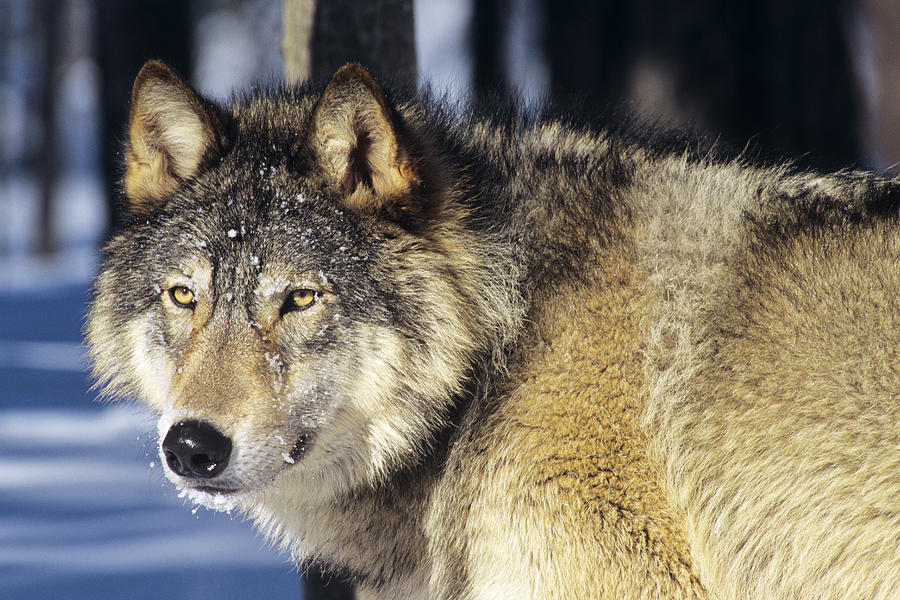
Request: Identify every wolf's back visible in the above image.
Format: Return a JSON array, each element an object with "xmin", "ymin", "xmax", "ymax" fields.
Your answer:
[{"xmin": 636, "ymin": 156, "xmax": 900, "ymax": 599}]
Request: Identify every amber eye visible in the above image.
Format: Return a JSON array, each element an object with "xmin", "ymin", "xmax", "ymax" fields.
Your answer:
[
  {"xmin": 284, "ymin": 289, "xmax": 318, "ymax": 313},
  {"xmin": 169, "ymin": 286, "xmax": 195, "ymax": 308}
]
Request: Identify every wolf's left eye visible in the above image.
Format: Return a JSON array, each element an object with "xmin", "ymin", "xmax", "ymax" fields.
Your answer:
[
  {"xmin": 282, "ymin": 289, "xmax": 319, "ymax": 314},
  {"xmin": 169, "ymin": 286, "xmax": 195, "ymax": 308}
]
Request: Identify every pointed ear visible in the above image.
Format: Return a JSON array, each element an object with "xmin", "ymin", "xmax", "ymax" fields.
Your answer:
[
  {"xmin": 124, "ymin": 60, "xmax": 227, "ymax": 214},
  {"xmin": 306, "ymin": 64, "xmax": 419, "ymax": 216}
]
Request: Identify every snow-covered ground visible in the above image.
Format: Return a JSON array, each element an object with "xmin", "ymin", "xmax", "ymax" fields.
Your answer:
[
  {"xmin": 0, "ymin": 285, "xmax": 305, "ymax": 599},
  {"xmin": 0, "ymin": 407, "xmax": 305, "ymax": 598}
]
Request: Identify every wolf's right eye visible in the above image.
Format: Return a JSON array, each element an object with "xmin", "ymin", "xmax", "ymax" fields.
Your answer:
[
  {"xmin": 281, "ymin": 289, "xmax": 319, "ymax": 315},
  {"xmin": 169, "ymin": 286, "xmax": 195, "ymax": 308}
]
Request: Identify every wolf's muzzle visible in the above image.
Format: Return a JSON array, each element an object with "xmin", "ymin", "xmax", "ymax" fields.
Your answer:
[{"xmin": 162, "ymin": 420, "xmax": 232, "ymax": 479}]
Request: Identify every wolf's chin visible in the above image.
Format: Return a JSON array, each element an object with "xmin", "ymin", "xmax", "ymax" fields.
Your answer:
[{"xmin": 177, "ymin": 486, "xmax": 250, "ymax": 513}]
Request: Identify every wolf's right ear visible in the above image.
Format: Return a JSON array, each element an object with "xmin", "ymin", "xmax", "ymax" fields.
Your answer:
[
  {"xmin": 304, "ymin": 64, "xmax": 421, "ymax": 219},
  {"xmin": 124, "ymin": 61, "xmax": 227, "ymax": 214}
]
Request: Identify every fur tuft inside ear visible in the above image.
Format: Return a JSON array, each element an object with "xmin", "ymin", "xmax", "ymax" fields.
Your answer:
[
  {"xmin": 125, "ymin": 60, "xmax": 226, "ymax": 214},
  {"xmin": 306, "ymin": 64, "xmax": 419, "ymax": 217}
]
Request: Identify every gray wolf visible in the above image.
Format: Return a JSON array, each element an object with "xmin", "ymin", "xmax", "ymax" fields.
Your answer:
[{"xmin": 86, "ymin": 60, "xmax": 900, "ymax": 599}]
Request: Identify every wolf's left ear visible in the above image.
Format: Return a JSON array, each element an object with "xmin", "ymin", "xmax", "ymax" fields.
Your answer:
[
  {"xmin": 305, "ymin": 64, "xmax": 419, "ymax": 217},
  {"xmin": 125, "ymin": 61, "xmax": 227, "ymax": 214}
]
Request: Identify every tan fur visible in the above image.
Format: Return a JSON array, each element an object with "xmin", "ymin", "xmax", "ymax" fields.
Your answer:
[
  {"xmin": 636, "ymin": 156, "xmax": 900, "ymax": 600},
  {"xmin": 125, "ymin": 61, "xmax": 224, "ymax": 213},
  {"xmin": 425, "ymin": 249, "xmax": 707, "ymax": 599},
  {"xmin": 307, "ymin": 64, "xmax": 418, "ymax": 214}
]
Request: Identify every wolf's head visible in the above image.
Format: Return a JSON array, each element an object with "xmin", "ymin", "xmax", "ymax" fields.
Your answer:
[{"xmin": 86, "ymin": 62, "xmax": 521, "ymax": 511}]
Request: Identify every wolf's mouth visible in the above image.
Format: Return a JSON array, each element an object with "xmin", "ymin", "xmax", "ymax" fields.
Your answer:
[
  {"xmin": 194, "ymin": 485, "xmax": 240, "ymax": 495},
  {"xmin": 162, "ymin": 427, "xmax": 316, "ymax": 511}
]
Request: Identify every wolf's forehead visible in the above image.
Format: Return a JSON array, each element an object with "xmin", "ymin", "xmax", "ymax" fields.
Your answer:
[
  {"xmin": 161, "ymin": 253, "xmax": 308, "ymax": 301},
  {"xmin": 166, "ymin": 221, "xmax": 349, "ymax": 287},
  {"xmin": 164, "ymin": 254, "xmax": 213, "ymax": 288},
  {"xmin": 194, "ymin": 179, "xmax": 356, "ymax": 242},
  {"xmin": 255, "ymin": 265, "xmax": 330, "ymax": 296}
]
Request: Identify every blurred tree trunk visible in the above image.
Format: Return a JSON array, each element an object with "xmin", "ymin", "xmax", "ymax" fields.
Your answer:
[
  {"xmin": 283, "ymin": 0, "xmax": 416, "ymax": 84},
  {"xmin": 37, "ymin": 0, "xmax": 62, "ymax": 256},
  {"xmin": 471, "ymin": 0, "xmax": 506, "ymax": 103},
  {"xmin": 95, "ymin": 0, "xmax": 191, "ymax": 236},
  {"xmin": 283, "ymin": 1, "xmax": 417, "ymax": 595},
  {"xmin": 282, "ymin": 0, "xmax": 314, "ymax": 84},
  {"xmin": 862, "ymin": 0, "xmax": 900, "ymax": 174},
  {"xmin": 539, "ymin": 0, "xmax": 630, "ymax": 115}
]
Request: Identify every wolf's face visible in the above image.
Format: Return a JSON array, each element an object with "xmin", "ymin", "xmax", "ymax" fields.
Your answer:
[{"xmin": 87, "ymin": 63, "xmax": 514, "ymax": 509}]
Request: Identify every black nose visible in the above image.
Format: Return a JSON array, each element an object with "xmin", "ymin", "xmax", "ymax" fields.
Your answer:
[{"xmin": 162, "ymin": 420, "xmax": 232, "ymax": 479}]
